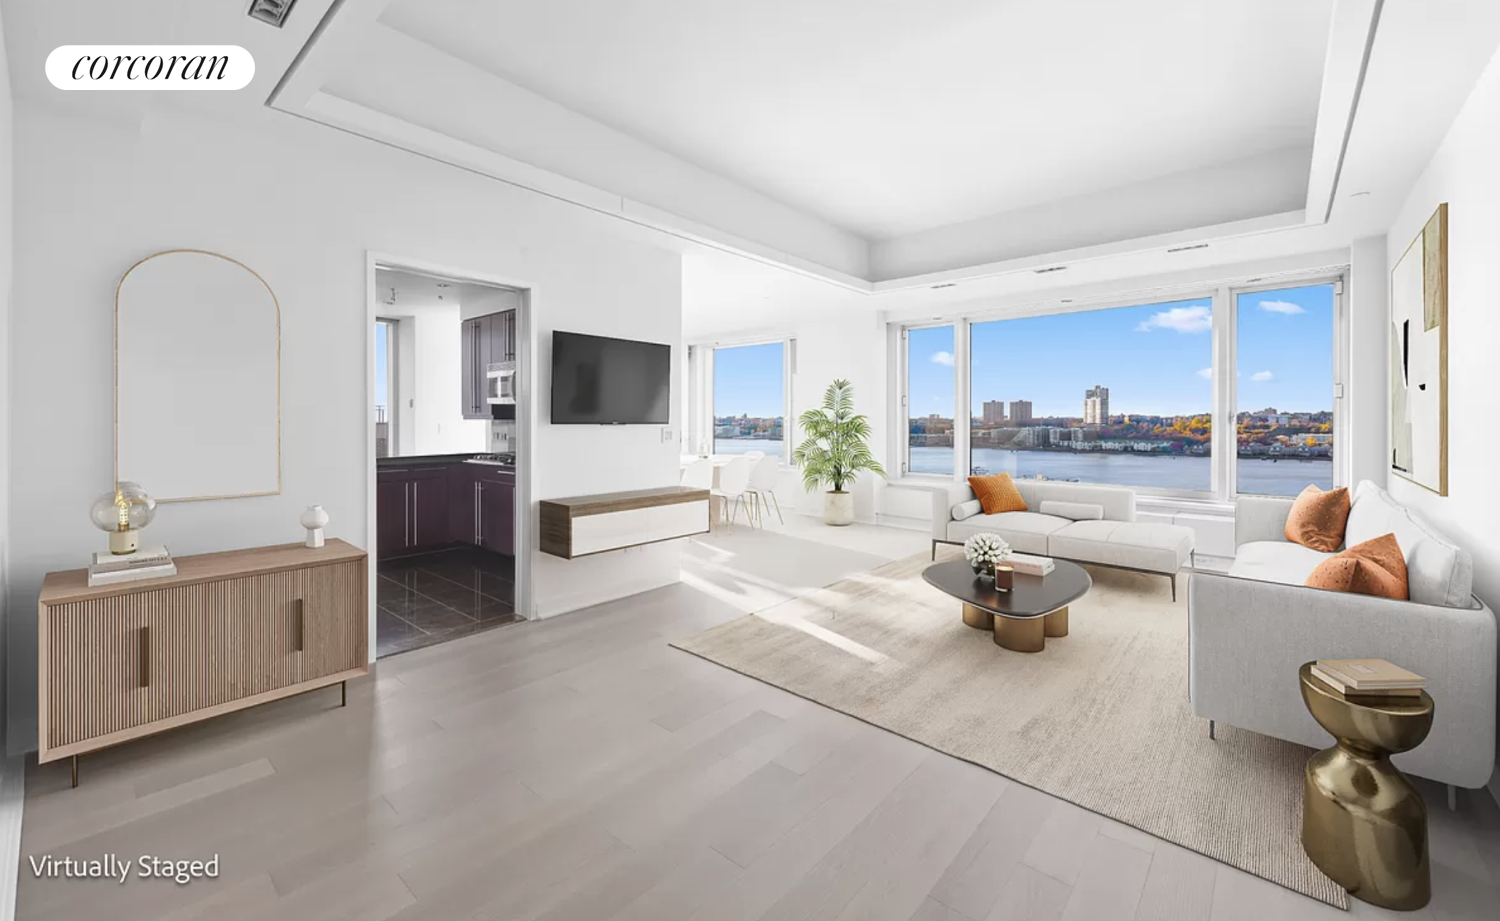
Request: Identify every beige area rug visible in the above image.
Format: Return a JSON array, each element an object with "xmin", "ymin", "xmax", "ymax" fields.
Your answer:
[{"xmin": 671, "ymin": 550, "xmax": 1345, "ymax": 908}]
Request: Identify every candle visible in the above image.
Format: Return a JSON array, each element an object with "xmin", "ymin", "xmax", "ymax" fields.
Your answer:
[{"xmin": 995, "ymin": 564, "xmax": 1014, "ymax": 592}]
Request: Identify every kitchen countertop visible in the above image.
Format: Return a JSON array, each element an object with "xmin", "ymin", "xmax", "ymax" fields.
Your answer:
[{"xmin": 376, "ymin": 453, "xmax": 478, "ymax": 468}]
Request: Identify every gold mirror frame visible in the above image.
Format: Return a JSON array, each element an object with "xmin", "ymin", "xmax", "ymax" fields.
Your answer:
[{"xmin": 114, "ymin": 249, "xmax": 282, "ymax": 502}]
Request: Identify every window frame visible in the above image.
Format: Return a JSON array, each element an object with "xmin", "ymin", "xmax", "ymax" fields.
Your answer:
[
  {"xmin": 691, "ymin": 335, "xmax": 796, "ymax": 465},
  {"xmin": 890, "ymin": 268, "xmax": 1348, "ymax": 504},
  {"xmin": 897, "ymin": 320, "xmax": 962, "ymax": 479},
  {"xmin": 1226, "ymin": 274, "xmax": 1347, "ymax": 498}
]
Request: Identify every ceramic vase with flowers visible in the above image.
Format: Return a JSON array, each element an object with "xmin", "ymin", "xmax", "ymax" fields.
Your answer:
[{"xmin": 963, "ymin": 533, "xmax": 1011, "ymax": 582}]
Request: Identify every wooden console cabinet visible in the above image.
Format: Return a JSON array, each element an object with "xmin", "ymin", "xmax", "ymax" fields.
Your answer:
[{"xmin": 38, "ymin": 540, "xmax": 368, "ymax": 785}]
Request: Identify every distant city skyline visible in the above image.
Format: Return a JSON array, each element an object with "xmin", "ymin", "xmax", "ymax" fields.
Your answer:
[
  {"xmin": 712, "ymin": 341, "xmax": 785, "ymax": 418},
  {"xmin": 909, "ymin": 284, "xmax": 1335, "ymax": 419}
]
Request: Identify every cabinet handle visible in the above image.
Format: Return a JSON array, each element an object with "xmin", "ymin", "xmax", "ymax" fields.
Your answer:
[
  {"xmin": 295, "ymin": 599, "xmax": 305, "ymax": 652},
  {"xmin": 412, "ymin": 481, "xmax": 419, "ymax": 545},
  {"xmin": 477, "ymin": 482, "xmax": 484, "ymax": 544},
  {"xmin": 405, "ymin": 482, "xmax": 412, "ymax": 546},
  {"xmin": 139, "ymin": 626, "xmax": 151, "ymax": 688}
]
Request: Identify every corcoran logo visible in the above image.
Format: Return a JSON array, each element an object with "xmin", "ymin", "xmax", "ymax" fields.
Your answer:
[{"xmin": 45, "ymin": 45, "xmax": 254, "ymax": 91}]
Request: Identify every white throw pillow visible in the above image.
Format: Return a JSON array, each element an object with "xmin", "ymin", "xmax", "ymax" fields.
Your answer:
[
  {"xmin": 1039, "ymin": 500, "xmax": 1105, "ymax": 521},
  {"xmin": 951, "ymin": 499, "xmax": 984, "ymax": 521}
]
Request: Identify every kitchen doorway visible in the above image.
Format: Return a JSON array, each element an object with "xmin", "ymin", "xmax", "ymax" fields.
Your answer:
[{"xmin": 365, "ymin": 254, "xmax": 534, "ymax": 658}]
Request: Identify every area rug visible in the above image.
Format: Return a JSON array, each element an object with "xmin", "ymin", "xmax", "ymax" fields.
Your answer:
[{"xmin": 671, "ymin": 550, "xmax": 1345, "ymax": 909}]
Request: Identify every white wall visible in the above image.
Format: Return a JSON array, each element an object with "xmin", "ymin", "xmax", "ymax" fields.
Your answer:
[
  {"xmin": 0, "ymin": 8, "xmax": 12, "ymax": 747},
  {"xmin": 1384, "ymin": 44, "xmax": 1500, "ymax": 796},
  {"xmin": 7, "ymin": 100, "xmax": 684, "ymax": 751},
  {"xmin": 377, "ymin": 282, "xmax": 489, "ymax": 456},
  {"xmin": 1347, "ymin": 235, "xmax": 1388, "ymax": 488}
]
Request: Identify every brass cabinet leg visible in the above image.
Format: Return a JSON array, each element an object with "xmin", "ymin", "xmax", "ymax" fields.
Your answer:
[
  {"xmin": 961, "ymin": 604, "xmax": 994, "ymax": 631},
  {"xmin": 1043, "ymin": 606, "xmax": 1069, "ymax": 638},
  {"xmin": 993, "ymin": 616, "xmax": 1046, "ymax": 652},
  {"xmin": 341, "ymin": 681, "xmax": 347, "ymax": 708},
  {"xmin": 72, "ymin": 755, "xmax": 78, "ymax": 789}
]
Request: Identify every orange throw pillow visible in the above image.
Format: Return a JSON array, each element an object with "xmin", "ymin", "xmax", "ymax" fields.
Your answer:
[
  {"xmin": 968, "ymin": 473, "xmax": 1028, "ymax": 515},
  {"xmin": 1305, "ymin": 533, "xmax": 1409, "ymax": 600},
  {"xmin": 1284, "ymin": 484, "xmax": 1351, "ymax": 552}
]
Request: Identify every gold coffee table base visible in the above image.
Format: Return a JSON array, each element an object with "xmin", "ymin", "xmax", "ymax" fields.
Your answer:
[
  {"xmin": 1298, "ymin": 663, "xmax": 1434, "ymax": 911},
  {"xmin": 963, "ymin": 604, "xmax": 1068, "ymax": 652}
]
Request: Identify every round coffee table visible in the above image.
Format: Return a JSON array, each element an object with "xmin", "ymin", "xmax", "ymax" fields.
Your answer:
[{"xmin": 921, "ymin": 559, "xmax": 1092, "ymax": 652}]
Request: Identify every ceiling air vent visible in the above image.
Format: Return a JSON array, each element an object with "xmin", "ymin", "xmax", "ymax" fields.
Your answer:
[
  {"xmin": 1167, "ymin": 243, "xmax": 1210, "ymax": 254},
  {"xmin": 247, "ymin": 0, "xmax": 299, "ymax": 28},
  {"xmin": 1033, "ymin": 266, "xmax": 1068, "ymax": 275},
  {"xmin": 930, "ymin": 283, "xmax": 957, "ymax": 290}
]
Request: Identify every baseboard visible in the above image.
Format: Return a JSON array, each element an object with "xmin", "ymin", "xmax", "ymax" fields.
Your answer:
[
  {"xmin": 0, "ymin": 755, "xmax": 24, "ymax": 921},
  {"xmin": 874, "ymin": 514, "xmax": 929, "ymax": 533}
]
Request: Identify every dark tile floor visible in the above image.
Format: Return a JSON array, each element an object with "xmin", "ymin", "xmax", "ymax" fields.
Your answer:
[{"xmin": 376, "ymin": 547, "xmax": 523, "ymax": 657}]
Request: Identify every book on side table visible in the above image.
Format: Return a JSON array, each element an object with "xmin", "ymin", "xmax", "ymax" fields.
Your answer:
[
  {"xmin": 88, "ymin": 545, "xmax": 176, "ymax": 586},
  {"xmin": 1311, "ymin": 658, "xmax": 1426, "ymax": 701}
]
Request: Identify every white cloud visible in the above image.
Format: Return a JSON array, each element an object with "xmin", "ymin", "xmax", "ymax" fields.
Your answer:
[
  {"xmin": 1136, "ymin": 305, "xmax": 1211, "ymax": 333},
  {"xmin": 1196, "ymin": 367, "xmax": 1213, "ymax": 379},
  {"xmin": 930, "ymin": 351, "xmax": 955, "ymax": 366},
  {"xmin": 1251, "ymin": 370, "xmax": 1275, "ymax": 382},
  {"xmin": 1258, "ymin": 300, "xmax": 1305, "ymax": 315}
]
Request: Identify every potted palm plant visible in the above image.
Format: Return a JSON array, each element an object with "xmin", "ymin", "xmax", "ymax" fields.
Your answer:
[{"xmin": 793, "ymin": 379, "xmax": 886, "ymax": 526}]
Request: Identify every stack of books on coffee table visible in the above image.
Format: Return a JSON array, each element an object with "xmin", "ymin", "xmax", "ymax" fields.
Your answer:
[
  {"xmin": 1310, "ymin": 658, "xmax": 1426, "ymax": 703},
  {"xmin": 1007, "ymin": 553, "xmax": 1055, "ymax": 577},
  {"xmin": 88, "ymin": 546, "xmax": 176, "ymax": 587}
]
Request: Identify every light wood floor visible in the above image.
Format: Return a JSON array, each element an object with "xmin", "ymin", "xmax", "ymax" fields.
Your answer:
[{"xmin": 16, "ymin": 522, "xmax": 1500, "ymax": 921}]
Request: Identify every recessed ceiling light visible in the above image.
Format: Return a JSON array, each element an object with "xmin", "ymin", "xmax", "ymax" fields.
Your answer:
[{"xmin": 247, "ymin": 0, "xmax": 299, "ymax": 28}]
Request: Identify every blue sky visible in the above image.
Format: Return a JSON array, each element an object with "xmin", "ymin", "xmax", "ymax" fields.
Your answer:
[
  {"xmin": 375, "ymin": 321, "xmax": 389, "ymax": 408},
  {"xmin": 906, "ymin": 284, "xmax": 1334, "ymax": 419},
  {"xmin": 714, "ymin": 341, "xmax": 785, "ymax": 418}
]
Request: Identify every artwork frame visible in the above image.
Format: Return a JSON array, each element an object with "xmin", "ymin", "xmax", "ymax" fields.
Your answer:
[{"xmin": 1389, "ymin": 203, "xmax": 1448, "ymax": 496}]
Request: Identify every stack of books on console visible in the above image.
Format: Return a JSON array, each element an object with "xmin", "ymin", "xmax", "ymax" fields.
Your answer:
[
  {"xmin": 87, "ymin": 546, "xmax": 176, "ymax": 587},
  {"xmin": 1310, "ymin": 658, "xmax": 1426, "ymax": 703},
  {"xmin": 1007, "ymin": 553, "xmax": 1055, "ymax": 577}
]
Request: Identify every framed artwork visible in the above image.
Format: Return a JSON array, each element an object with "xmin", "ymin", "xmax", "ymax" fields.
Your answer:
[{"xmin": 1389, "ymin": 203, "xmax": 1447, "ymax": 495}]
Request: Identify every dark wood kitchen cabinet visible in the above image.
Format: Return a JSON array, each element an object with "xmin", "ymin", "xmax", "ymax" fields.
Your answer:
[
  {"xmin": 460, "ymin": 311, "xmax": 518, "ymax": 420},
  {"xmin": 377, "ymin": 466, "xmax": 450, "ymax": 559},
  {"xmin": 478, "ymin": 471, "xmax": 516, "ymax": 556}
]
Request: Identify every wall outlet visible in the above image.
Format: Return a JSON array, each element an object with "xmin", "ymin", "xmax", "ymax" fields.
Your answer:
[{"xmin": 661, "ymin": 427, "xmax": 675, "ymax": 443}]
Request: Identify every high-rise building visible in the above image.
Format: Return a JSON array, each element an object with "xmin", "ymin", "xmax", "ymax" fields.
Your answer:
[
  {"xmin": 982, "ymin": 400, "xmax": 1007, "ymax": 425},
  {"xmin": 1009, "ymin": 400, "xmax": 1033, "ymax": 425},
  {"xmin": 1084, "ymin": 385, "xmax": 1110, "ymax": 424}
]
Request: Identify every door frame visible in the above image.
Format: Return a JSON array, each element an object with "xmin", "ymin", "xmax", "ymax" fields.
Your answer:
[{"xmin": 364, "ymin": 251, "xmax": 537, "ymax": 661}]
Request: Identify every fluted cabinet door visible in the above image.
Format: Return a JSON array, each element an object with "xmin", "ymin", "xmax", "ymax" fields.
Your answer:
[{"xmin": 301, "ymin": 560, "xmax": 367, "ymax": 680}]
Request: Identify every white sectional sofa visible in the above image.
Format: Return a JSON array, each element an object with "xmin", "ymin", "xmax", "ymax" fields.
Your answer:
[
  {"xmin": 931, "ymin": 480, "xmax": 1196, "ymax": 599},
  {"xmin": 1189, "ymin": 480, "xmax": 1496, "ymax": 788}
]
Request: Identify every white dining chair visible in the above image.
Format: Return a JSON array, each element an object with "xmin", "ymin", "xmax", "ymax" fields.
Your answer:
[
  {"xmin": 711, "ymin": 456, "xmax": 753, "ymax": 527},
  {"xmin": 680, "ymin": 458, "xmax": 715, "ymax": 528},
  {"xmin": 747, "ymin": 454, "xmax": 783, "ymax": 526}
]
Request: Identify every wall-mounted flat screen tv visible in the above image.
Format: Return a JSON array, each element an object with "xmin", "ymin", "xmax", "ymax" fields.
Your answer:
[{"xmin": 551, "ymin": 331, "xmax": 671, "ymax": 424}]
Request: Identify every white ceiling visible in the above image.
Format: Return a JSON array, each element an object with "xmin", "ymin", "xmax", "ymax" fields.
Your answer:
[{"xmin": 379, "ymin": 0, "xmax": 1333, "ymax": 240}]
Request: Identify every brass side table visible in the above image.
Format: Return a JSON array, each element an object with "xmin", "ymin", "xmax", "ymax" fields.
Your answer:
[{"xmin": 1298, "ymin": 662, "xmax": 1434, "ymax": 911}]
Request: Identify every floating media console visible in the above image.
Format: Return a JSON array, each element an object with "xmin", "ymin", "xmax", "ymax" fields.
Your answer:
[{"xmin": 540, "ymin": 486, "xmax": 710, "ymax": 558}]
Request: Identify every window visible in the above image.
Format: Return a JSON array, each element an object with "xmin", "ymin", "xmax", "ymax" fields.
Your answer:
[
  {"xmin": 967, "ymin": 298, "xmax": 1214, "ymax": 493},
  {"xmin": 712, "ymin": 341, "xmax": 787, "ymax": 460},
  {"xmin": 904, "ymin": 325, "xmax": 957, "ymax": 475},
  {"xmin": 1235, "ymin": 283, "xmax": 1336, "ymax": 496},
  {"xmin": 374, "ymin": 318, "xmax": 397, "ymax": 458}
]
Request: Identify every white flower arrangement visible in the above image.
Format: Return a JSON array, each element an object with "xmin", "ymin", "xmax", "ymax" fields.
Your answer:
[{"xmin": 963, "ymin": 533, "xmax": 1011, "ymax": 572}]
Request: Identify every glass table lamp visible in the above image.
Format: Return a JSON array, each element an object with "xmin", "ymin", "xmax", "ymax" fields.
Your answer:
[{"xmin": 90, "ymin": 481, "xmax": 157, "ymax": 555}]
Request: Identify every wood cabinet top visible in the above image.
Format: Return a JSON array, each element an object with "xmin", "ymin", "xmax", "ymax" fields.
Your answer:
[
  {"xmin": 540, "ymin": 486, "xmax": 708, "ymax": 517},
  {"xmin": 40, "ymin": 539, "xmax": 367, "ymax": 606}
]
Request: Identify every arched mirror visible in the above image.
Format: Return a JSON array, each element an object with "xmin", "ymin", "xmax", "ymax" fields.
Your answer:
[{"xmin": 116, "ymin": 250, "xmax": 281, "ymax": 501}]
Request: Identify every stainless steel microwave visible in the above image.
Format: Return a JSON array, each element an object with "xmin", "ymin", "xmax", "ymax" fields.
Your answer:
[{"xmin": 486, "ymin": 363, "xmax": 516, "ymax": 405}]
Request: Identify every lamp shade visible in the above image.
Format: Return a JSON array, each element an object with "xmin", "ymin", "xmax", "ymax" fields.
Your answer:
[{"xmin": 90, "ymin": 481, "xmax": 156, "ymax": 554}]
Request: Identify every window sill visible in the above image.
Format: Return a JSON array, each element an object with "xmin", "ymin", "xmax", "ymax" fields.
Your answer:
[
  {"xmin": 884, "ymin": 475, "xmax": 956, "ymax": 491},
  {"xmin": 1137, "ymin": 495, "xmax": 1234, "ymax": 517}
]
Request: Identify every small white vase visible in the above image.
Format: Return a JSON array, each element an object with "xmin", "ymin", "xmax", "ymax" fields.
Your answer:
[
  {"xmin": 302, "ymin": 505, "xmax": 329, "ymax": 548},
  {"xmin": 824, "ymin": 490, "xmax": 854, "ymax": 526}
]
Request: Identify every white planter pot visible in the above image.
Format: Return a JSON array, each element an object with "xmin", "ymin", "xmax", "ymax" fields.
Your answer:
[{"xmin": 824, "ymin": 490, "xmax": 854, "ymax": 526}]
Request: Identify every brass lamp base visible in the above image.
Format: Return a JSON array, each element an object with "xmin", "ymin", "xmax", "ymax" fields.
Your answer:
[{"xmin": 109, "ymin": 529, "xmax": 139, "ymax": 555}]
